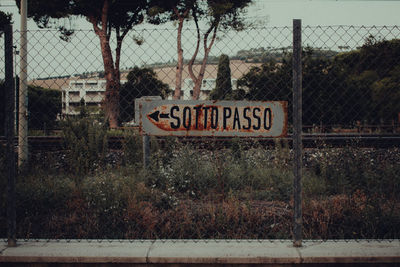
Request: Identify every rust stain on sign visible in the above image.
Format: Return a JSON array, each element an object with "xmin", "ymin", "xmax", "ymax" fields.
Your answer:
[{"xmin": 139, "ymin": 100, "xmax": 287, "ymax": 137}]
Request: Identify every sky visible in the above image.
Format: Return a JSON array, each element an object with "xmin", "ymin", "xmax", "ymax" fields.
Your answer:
[
  {"xmin": 1, "ymin": 0, "xmax": 400, "ymax": 79},
  {"xmin": 1, "ymin": 0, "xmax": 400, "ymax": 29},
  {"xmin": 248, "ymin": 0, "xmax": 400, "ymax": 27}
]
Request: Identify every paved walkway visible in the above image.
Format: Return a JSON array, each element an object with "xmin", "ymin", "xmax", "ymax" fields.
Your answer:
[{"xmin": 1, "ymin": 240, "xmax": 399, "ymax": 265}]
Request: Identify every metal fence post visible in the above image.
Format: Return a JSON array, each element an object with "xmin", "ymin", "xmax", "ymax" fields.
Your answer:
[
  {"xmin": 292, "ymin": 19, "xmax": 303, "ymax": 247},
  {"xmin": 18, "ymin": 0, "xmax": 29, "ymax": 167},
  {"xmin": 5, "ymin": 23, "xmax": 17, "ymax": 247}
]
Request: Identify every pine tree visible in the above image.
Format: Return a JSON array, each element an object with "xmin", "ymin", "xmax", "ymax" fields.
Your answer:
[{"xmin": 210, "ymin": 54, "xmax": 232, "ymax": 100}]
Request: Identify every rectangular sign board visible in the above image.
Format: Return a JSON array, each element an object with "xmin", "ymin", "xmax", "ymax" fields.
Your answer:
[{"xmin": 139, "ymin": 100, "xmax": 287, "ymax": 137}]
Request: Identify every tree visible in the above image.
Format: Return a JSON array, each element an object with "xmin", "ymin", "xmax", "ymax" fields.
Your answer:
[
  {"xmin": 0, "ymin": 10, "xmax": 12, "ymax": 35},
  {"xmin": 333, "ymin": 38, "xmax": 400, "ymax": 125},
  {"xmin": 28, "ymin": 86, "xmax": 62, "ymax": 131},
  {"xmin": 237, "ymin": 48, "xmax": 343, "ymax": 128},
  {"xmin": 188, "ymin": 0, "xmax": 252, "ymax": 100},
  {"xmin": 148, "ymin": 0, "xmax": 195, "ymax": 100},
  {"xmin": 209, "ymin": 54, "xmax": 232, "ymax": 100},
  {"xmin": 237, "ymin": 57, "xmax": 291, "ymax": 101},
  {"xmin": 79, "ymin": 98, "xmax": 87, "ymax": 119},
  {"xmin": 119, "ymin": 67, "xmax": 171, "ymax": 124},
  {"xmin": 238, "ymin": 39, "xmax": 400, "ymax": 129},
  {"xmin": 149, "ymin": 0, "xmax": 252, "ymax": 100},
  {"xmin": 371, "ymin": 66, "xmax": 400, "ymax": 124},
  {"xmin": 18, "ymin": 0, "xmax": 148, "ymax": 128}
]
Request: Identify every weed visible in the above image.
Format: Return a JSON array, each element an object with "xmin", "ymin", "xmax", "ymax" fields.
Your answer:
[
  {"xmin": 121, "ymin": 129, "xmax": 142, "ymax": 166},
  {"xmin": 61, "ymin": 116, "xmax": 108, "ymax": 177}
]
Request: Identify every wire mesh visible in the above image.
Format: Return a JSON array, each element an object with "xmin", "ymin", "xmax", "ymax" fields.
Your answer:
[{"xmin": 0, "ymin": 24, "xmax": 399, "ymax": 241}]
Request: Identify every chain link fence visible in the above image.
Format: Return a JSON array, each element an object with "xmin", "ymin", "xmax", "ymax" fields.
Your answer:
[{"xmin": 1, "ymin": 23, "xmax": 400, "ymax": 241}]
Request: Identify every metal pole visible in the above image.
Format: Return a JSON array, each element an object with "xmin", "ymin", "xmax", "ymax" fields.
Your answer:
[
  {"xmin": 18, "ymin": 0, "xmax": 29, "ymax": 167},
  {"xmin": 143, "ymin": 135, "xmax": 150, "ymax": 168},
  {"xmin": 5, "ymin": 23, "xmax": 17, "ymax": 247},
  {"xmin": 13, "ymin": 46, "xmax": 19, "ymax": 133},
  {"xmin": 292, "ymin": 19, "xmax": 303, "ymax": 247}
]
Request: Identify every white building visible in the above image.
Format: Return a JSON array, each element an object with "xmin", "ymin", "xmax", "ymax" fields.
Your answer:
[{"xmin": 62, "ymin": 79, "xmax": 126, "ymax": 115}]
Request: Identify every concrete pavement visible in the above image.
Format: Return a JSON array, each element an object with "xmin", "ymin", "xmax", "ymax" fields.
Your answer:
[{"xmin": 1, "ymin": 239, "xmax": 399, "ymax": 265}]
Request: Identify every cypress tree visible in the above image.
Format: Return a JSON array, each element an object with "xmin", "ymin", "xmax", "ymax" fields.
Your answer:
[{"xmin": 210, "ymin": 54, "xmax": 232, "ymax": 100}]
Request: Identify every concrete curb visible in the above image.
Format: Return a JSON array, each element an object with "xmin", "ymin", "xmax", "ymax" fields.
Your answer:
[{"xmin": 1, "ymin": 240, "xmax": 399, "ymax": 265}]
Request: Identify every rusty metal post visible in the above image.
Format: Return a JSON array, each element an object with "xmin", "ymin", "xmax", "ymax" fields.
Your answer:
[
  {"xmin": 5, "ymin": 23, "xmax": 17, "ymax": 247},
  {"xmin": 292, "ymin": 19, "xmax": 303, "ymax": 247},
  {"xmin": 18, "ymin": 0, "xmax": 29, "ymax": 167}
]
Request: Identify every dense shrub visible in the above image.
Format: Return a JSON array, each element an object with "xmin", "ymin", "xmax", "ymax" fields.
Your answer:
[{"xmin": 61, "ymin": 117, "xmax": 108, "ymax": 176}]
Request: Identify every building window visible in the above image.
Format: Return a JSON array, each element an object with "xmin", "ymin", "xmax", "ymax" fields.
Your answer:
[
  {"xmin": 87, "ymin": 82, "xmax": 98, "ymax": 88},
  {"xmin": 75, "ymin": 83, "xmax": 83, "ymax": 88}
]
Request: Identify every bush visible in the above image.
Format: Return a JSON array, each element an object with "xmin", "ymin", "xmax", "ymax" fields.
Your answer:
[
  {"xmin": 28, "ymin": 86, "xmax": 62, "ymax": 132},
  {"xmin": 2, "ymin": 139, "xmax": 399, "ymax": 239},
  {"xmin": 121, "ymin": 129, "xmax": 142, "ymax": 166},
  {"xmin": 149, "ymin": 143, "xmax": 217, "ymax": 198},
  {"xmin": 61, "ymin": 117, "xmax": 108, "ymax": 176}
]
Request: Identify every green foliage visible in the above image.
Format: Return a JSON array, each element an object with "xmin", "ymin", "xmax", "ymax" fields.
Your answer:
[
  {"xmin": 332, "ymin": 38, "xmax": 400, "ymax": 124},
  {"xmin": 79, "ymin": 97, "xmax": 87, "ymax": 118},
  {"xmin": 210, "ymin": 54, "xmax": 233, "ymax": 100},
  {"xmin": 0, "ymin": 143, "xmax": 6, "ymax": 215},
  {"xmin": 148, "ymin": 143, "xmax": 216, "ymax": 198},
  {"xmin": 28, "ymin": 85, "xmax": 62, "ymax": 131},
  {"xmin": 20, "ymin": 0, "xmax": 147, "ymax": 34},
  {"xmin": 238, "ymin": 58, "xmax": 292, "ymax": 101},
  {"xmin": 233, "ymin": 47, "xmax": 338, "ymax": 63},
  {"xmin": 0, "ymin": 10, "xmax": 12, "ymax": 36},
  {"xmin": 371, "ymin": 66, "xmax": 400, "ymax": 123},
  {"xmin": 0, "ymin": 81, "xmax": 5, "ymax": 136},
  {"xmin": 2, "ymin": 143, "xmax": 400, "ymax": 239},
  {"xmin": 0, "ymin": 83, "xmax": 61, "ymax": 133},
  {"xmin": 207, "ymin": 0, "xmax": 253, "ymax": 31},
  {"xmin": 238, "ymin": 38, "xmax": 400, "ymax": 128},
  {"xmin": 121, "ymin": 129, "xmax": 143, "ymax": 166},
  {"xmin": 119, "ymin": 67, "xmax": 171, "ymax": 123},
  {"xmin": 148, "ymin": 0, "xmax": 252, "ymax": 30},
  {"xmin": 61, "ymin": 116, "xmax": 108, "ymax": 176},
  {"xmin": 22, "ymin": 0, "xmax": 148, "ymax": 127}
]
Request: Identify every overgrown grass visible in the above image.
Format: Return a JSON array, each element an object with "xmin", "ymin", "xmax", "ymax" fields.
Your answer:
[
  {"xmin": 0, "ymin": 131, "xmax": 399, "ymax": 239},
  {"xmin": 61, "ymin": 116, "xmax": 109, "ymax": 177}
]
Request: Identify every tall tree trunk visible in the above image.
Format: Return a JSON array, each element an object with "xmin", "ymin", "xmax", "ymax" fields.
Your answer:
[
  {"xmin": 100, "ymin": 37, "xmax": 120, "ymax": 128},
  {"xmin": 174, "ymin": 17, "xmax": 184, "ymax": 100},
  {"xmin": 188, "ymin": 12, "xmax": 201, "ymax": 99},
  {"xmin": 190, "ymin": 20, "xmax": 218, "ymax": 100},
  {"xmin": 174, "ymin": 9, "xmax": 188, "ymax": 100},
  {"xmin": 88, "ymin": 0, "xmax": 120, "ymax": 128}
]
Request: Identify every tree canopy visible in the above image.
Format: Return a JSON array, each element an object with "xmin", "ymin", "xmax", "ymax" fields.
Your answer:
[
  {"xmin": 148, "ymin": 0, "xmax": 252, "ymax": 99},
  {"xmin": 209, "ymin": 54, "xmax": 232, "ymax": 100},
  {"xmin": 18, "ymin": 0, "xmax": 148, "ymax": 127},
  {"xmin": 237, "ymin": 38, "xmax": 400, "ymax": 129},
  {"xmin": 119, "ymin": 67, "xmax": 171, "ymax": 124},
  {"xmin": 0, "ymin": 10, "xmax": 12, "ymax": 35},
  {"xmin": 28, "ymin": 86, "xmax": 62, "ymax": 131},
  {"xmin": 0, "ymin": 82, "xmax": 61, "ymax": 133}
]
